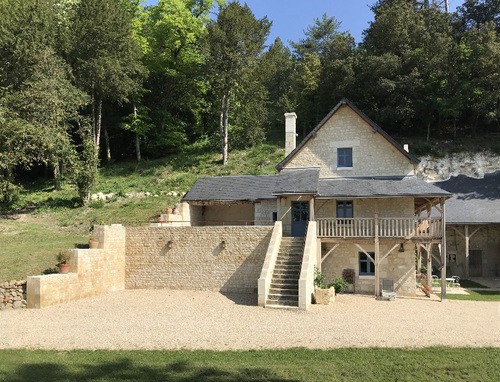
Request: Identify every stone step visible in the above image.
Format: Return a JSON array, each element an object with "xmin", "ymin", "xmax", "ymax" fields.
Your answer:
[
  {"xmin": 274, "ymin": 263, "xmax": 301, "ymax": 269},
  {"xmin": 275, "ymin": 259, "xmax": 302, "ymax": 265},
  {"xmin": 265, "ymin": 303, "xmax": 299, "ymax": 310},
  {"xmin": 269, "ymin": 287, "xmax": 298, "ymax": 295},
  {"xmin": 267, "ymin": 293, "xmax": 299, "ymax": 303}
]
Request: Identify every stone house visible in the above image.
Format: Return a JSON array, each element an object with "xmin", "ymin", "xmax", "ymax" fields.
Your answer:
[
  {"xmin": 182, "ymin": 99, "xmax": 451, "ymax": 308},
  {"xmin": 27, "ymin": 99, "xmax": 453, "ymax": 311},
  {"xmin": 435, "ymin": 172, "xmax": 500, "ymax": 279}
]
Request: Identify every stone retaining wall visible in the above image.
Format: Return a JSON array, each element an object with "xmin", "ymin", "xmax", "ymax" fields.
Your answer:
[
  {"xmin": 126, "ymin": 226, "xmax": 273, "ymax": 293},
  {"xmin": 0, "ymin": 280, "xmax": 27, "ymax": 310}
]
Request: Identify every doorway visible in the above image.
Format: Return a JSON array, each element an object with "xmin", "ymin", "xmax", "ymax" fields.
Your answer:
[{"xmin": 291, "ymin": 201, "xmax": 309, "ymax": 237}]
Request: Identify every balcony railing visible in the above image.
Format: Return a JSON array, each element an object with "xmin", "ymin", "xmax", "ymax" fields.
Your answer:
[{"xmin": 317, "ymin": 218, "xmax": 443, "ymax": 239}]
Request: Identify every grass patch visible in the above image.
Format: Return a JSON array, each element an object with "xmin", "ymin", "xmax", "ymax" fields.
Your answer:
[
  {"xmin": 458, "ymin": 279, "xmax": 489, "ymax": 289},
  {"xmin": 447, "ymin": 290, "xmax": 500, "ymax": 301},
  {"xmin": 0, "ymin": 348, "xmax": 499, "ymax": 381},
  {"xmin": 0, "ymin": 144, "xmax": 283, "ymax": 282}
]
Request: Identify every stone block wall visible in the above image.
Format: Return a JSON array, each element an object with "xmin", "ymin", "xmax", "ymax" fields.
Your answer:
[
  {"xmin": 27, "ymin": 224, "xmax": 126, "ymax": 308},
  {"xmin": 321, "ymin": 241, "xmax": 415, "ymax": 296},
  {"xmin": 125, "ymin": 226, "xmax": 273, "ymax": 293},
  {"xmin": 283, "ymin": 105, "xmax": 415, "ymax": 178},
  {"xmin": 254, "ymin": 200, "xmax": 277, "ymax": 225},
  {"xmin": 0, "ymin": 280, "xmax": 26, "ymax": 310}
]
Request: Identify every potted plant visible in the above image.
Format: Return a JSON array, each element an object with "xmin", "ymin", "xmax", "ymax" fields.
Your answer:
[
  {"xmin": 314, "ymin": 267, "xmax": 335, "ymax": 304},
  {"xmin": 56, "ymin": 251, "xmax": 71, "ymax": 274},
  {"xmin": 89, "ymin": 237, "xmax": 99, "ymax": 249}
]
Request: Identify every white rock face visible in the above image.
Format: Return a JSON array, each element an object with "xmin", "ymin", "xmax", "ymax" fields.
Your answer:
[{"xmin": 417, "ymin": 152, "xmax": 500, "ymax": 181}]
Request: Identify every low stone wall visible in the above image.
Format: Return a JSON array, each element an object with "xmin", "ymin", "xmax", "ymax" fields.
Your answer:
[
  {"xmin": 0, "ymin": 280, "xmax": 27, "ymax": 310},
  {"xmin": 27, "ymin": 224, "xmax": 126, "ymax": 308},
  {"xmin": 126, "ymin": 226, "xmax": 273, "ymax": 293}
]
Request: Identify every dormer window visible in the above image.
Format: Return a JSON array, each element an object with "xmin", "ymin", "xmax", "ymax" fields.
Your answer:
[{"xmin": 337, "ymin": 147, "xmax": 353, "ymax": 169}]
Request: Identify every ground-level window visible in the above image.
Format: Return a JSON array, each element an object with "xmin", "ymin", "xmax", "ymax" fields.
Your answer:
[
  {"xmin": 359, "ymin": 252, "xmax": 375, "ymax": 275},
  {"xmin": 337, "ymin": 147, "xmax": 353, "ymax": 168},
  {"xmin": 336, "ymin": 200, "xmax": 353, "ymax": 219}
]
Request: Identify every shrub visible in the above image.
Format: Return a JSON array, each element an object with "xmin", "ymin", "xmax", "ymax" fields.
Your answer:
[
  {"xmin": 314, "ymin": 267, "xmax": 326, "ymax": 288},
  {"xmin": 329, "ymin": 277, "xmax": 349, "ymax": 295}
]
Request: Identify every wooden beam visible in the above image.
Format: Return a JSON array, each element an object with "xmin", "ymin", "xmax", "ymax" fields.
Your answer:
[
  {"xmin": 451, "ymin": 226, "xmax": 465, "ymax": 239},
  {"xmin": 321, "ymin": 243, "xmax": 339, "ymax": 263},
  {"xmin": 379, "ymin": 243, "xmax": 400, "ymax": 263},
  {"xmin": 355, "ymin": 243, "xmax": 375, "ymax": 264},
  {"xmin": 465, "ymin": 225, "xmax": 470, "ymax": 278},
  {"xmin": 440, "ymin": 198, "xmax": 447, "ymax": 301}
]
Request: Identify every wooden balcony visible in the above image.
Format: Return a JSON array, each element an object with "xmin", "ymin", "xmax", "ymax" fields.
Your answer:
[{"xmin": 316, "ymin": 218, "xmax": 443, "ymax": 239}]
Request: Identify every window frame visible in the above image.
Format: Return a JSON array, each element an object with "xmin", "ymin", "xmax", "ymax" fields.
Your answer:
[
  {"xmin": 337, "ymin": 147, "xmax": 353, "ymax": 169},
  {"xmin": 358, "ymin": 251, "xmax": 375, "ymax": 276}
]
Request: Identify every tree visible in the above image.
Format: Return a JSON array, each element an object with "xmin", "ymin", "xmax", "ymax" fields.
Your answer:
[
  {"xmin": 69, "ymin": 0, "xmax": 144, "ymax": 162},
  {"xmin": 205, "ymin": 2, "xmax": 271, "ymax": 164},
  {"xmin": 291, "ymin": 14, "xmax": 356, "ymax": 135},
  {"xmin": 140, "ymin": 0, "xmax": 220, "ymax": 155}
]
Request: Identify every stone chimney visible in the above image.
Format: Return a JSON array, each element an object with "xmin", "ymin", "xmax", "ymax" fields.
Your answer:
[{"xmin": 284, "ymin": 112, "xmax": 297, "ymax": 156}]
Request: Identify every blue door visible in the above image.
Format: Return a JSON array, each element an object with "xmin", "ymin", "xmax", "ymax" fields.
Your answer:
[{"xmin": 291, "ymin": 201, "xmax": 309, "ymax": 237}]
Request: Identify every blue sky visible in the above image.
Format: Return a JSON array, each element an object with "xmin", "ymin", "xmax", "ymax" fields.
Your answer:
[{"xmin": 144, "ymin": 1, "xmax": 464, "ymax": 45}]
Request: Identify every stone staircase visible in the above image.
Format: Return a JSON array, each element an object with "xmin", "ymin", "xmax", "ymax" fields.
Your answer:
[{"xmin": 266, "ymin": 237, "xmax": 305, "ymax": 308}]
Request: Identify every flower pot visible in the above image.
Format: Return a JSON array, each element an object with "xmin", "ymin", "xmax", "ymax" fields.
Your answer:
[
  {"xmin": 89, "ymin": 238, "xmax": 99, "ymax": 249},
  {"xmin": 314, "ymin": 287, "xmax": 335, "ymax": 304},
  {"xmin": 166, "ymin": 208, "xmax": 173, "ymax": 214},
  {"xmin": 58, "ymin": 263, "xmax": 70, "ymax": 274}
]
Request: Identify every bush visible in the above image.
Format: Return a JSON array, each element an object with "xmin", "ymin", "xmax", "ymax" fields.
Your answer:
[
  {"xmin": 329, "ymin": 277, "xmax": 349, "ymax": 294},
  {"xmin": 314, "ymin": 267, "xmax": 326, "ymax": 288}
]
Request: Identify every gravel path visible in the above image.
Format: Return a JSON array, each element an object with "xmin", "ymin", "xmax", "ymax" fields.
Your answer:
[{"xmin": 1, "ymin": 290, "xmax": 499, "ymax": 350}]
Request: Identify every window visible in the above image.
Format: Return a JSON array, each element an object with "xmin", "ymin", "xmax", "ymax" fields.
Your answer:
[
  {"xmin": 337, "ymin": 147, "xmax": 353, "ymax": 168},
  {"xmin": 359, "ymin": 252, "xmax": 375, "ymax": 276},
  {"xmin": 336, "ymin": 201, "xmax": 353, "ymax": 219}
]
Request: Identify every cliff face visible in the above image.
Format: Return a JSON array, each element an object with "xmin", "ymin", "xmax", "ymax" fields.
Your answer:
[{"xmin": 416, "ymin": 152, "xmax": 500, "ymax": 182}]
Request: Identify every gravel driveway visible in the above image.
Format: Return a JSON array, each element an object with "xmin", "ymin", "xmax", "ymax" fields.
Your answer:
[{"xmin": 1, "ymin": 290, "xmax": 499, "ymax": 350}]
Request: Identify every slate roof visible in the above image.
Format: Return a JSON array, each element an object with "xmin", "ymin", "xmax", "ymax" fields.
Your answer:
[
  {"xmin": 276, "ymin": 98, "xmax": 420, "ymax": 170},
  {"xmin": 434, "ymin": 171, "xmax": 500, "ymax": 224},
  {"xmin": 183, "ymin": 172, "xmax": 451, "ymax": 203},
  {"xmin": 273, "ymin": 168, "xmax": 320, "ymax": 195},
  {"xmin": 317, "ymin": 177, "xmax": 451, "ymax": 198},
  {"xmin": 182, "ymin": 175, "xmax": 278, "ymax": 202}
]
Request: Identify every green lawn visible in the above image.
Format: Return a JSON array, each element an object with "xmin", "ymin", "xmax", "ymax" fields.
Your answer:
[
  {"xmin": 458, "ymin": 279, "xmax": 489, "ymax": 289},
  {"xmin": 0, "ymin": 144, "xmax": 283, "ymax": 283},
  {"xmin": 447, "ymin": 290, "xmax": 500, "ymax": 301},
  {"xmin": 0, "ymin": 348, "xmax": 499, "ymax": 382}
]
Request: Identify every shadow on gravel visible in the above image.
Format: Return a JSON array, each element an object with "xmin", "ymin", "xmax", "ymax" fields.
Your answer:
[
  {"xmin": 220, "ymin": 292, "xmax": 258, "ymax": 306},
  {"xmin": 3, "ymin": 359, "xmax": 298, "ymax": 382}
]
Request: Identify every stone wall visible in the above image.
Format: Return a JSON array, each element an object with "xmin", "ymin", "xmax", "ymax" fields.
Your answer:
[
  {"xmin": 446, "ymin": 224, "xmax": 500, "ymax": 278},
  {"xmin": 0, "ymin": 280, "xmax": 26, "ymax": 310},
  {"xmin": 283, "ymin": 105, "xmax": 415, "ymax": 178},
  {"xmin": 321, "ymin": 241, "xmax": 416, "ymax": 296},
  {"xmin": 27, "ymin": 224, "xmax": 126, "ymax": 308},
  {"xmin": 125, "ymin": 226, "xmax": 273, "ymax": 293},
  {"xmin": 254, "ymin": 200, "xmax": 277, "ymax": 225}
]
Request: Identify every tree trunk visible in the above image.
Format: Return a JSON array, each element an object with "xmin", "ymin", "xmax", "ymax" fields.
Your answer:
[
  {"xmin": 53, "ymin": 162, "xmax": 61, "ymax": 191},
  {"xmin": 95, "ymin": 98, "xmax": 102, "ymax": 149},
  {"xmin": 426, "ymin": 121, "xmax": 431, "ymax": 141},
  {"xmin": 135, "ymin": 133, "xmax": 141, "ymax": 162},
  {"xmin": 133, "ymin": 104, "xmax": 141, "ymax": 162},
  {"xmin": 219, "ymin": 93, "xmax": 230, "ymax": 165},
  {"xmin": 103, "ymin": 123, "xmax": 111, "ymax": 163},
  {"xmin": 223, "ymin": 94, "xmax": 230, "ymax": 165}
]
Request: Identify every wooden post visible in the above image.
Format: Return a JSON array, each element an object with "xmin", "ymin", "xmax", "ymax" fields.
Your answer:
[
  {"xmin": 374, "ymin": 212, "xmax": 380, "ymax": 297},
  {"xmin": 440, "ymin": 198, "xmax": 447, "ymax": 301},
  {"xmin": 465, "ymin": 225, "xmax": 470, "ymax": 278},
  {"xmin": 417, "ymin": 244, "xmax": 422, "ymax": 273},
  {"xmin": 426, "ymin": 243, "xmax": 432, "ymax": 284}
]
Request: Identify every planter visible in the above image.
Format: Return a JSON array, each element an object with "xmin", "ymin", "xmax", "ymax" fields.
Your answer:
[
  {"xmin": 58, "ymin": 263, "xmax": 70, "ymax": 274},
  {"xmin": 165, "ymin": 208, "xmax": 173, "ymax": 214},
  {"xmin": 314, "ymin": 287, "xmax": 335, "ymax": 305},
  {"xmin": 89, "ymin": 238, "xmax": 99, "ymax": 249}
]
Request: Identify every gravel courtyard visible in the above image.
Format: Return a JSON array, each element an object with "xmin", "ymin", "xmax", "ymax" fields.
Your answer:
[{"xmin": 1, "ymin": 290, "xmax": 499, "ymax": 350}]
